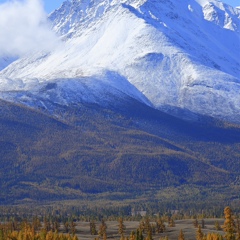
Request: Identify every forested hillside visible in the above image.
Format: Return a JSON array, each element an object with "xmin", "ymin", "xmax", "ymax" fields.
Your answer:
[{"xmin": 0, "ymin": 99, "xmax": 239, "ymax": 206}]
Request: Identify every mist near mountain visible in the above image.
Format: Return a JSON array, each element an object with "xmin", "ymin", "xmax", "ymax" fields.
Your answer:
[{"xmin": 0, "ymin": 0, "xmax": 59, "ymax": 57}]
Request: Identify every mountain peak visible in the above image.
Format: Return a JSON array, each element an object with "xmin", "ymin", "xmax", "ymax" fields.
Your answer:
[
  {"xmin": 0, "ymin": 0, "xmax": 240, "ymax": 123},
  {"xmin": 50, "ymin": 0, "xmax": 240, "ymax": 38},
  {"xmin": 49, "ymin": 0, "xmax": 117, "ymax": 36}
]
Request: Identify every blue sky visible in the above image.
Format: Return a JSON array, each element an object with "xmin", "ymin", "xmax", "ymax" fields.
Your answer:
[
  {"xmin": 0, "ymin": 0, "xmax": 239, "ymax": 13},
  {"xmin": 43, "ymin": 0, "xmax": 240, "ymax": 12},
  {"xmin": 41, "ymin": 0, "xmax": 65, "ymax": 12},
  {"xmin": 0, "ymin": 0, "xmax": 63, "ymax": 13}
]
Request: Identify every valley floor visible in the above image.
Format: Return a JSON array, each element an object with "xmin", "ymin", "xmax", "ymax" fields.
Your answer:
[{"xmin": 70, "ymin": 219, "xmax": 224, "ymax": 240}]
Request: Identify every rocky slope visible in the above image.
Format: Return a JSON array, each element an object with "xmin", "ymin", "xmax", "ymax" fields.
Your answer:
[{"xmin": 0, "ymin": 0, "xmax": 239, "ymax": 122}]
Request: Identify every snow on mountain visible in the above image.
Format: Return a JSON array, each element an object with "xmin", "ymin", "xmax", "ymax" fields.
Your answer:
[{"xmin": 0, "ymin": 0, "xmax": 240, "ymax": 122}]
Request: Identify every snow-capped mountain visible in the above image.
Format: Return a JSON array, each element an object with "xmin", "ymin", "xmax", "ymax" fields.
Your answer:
[{"xmin": 0, "ymin": 0, "xmax": 240, "ymax": 122}]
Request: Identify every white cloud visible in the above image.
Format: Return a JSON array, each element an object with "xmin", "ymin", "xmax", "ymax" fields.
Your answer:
[{"xmin": 0, "ymin": 0, "xmax": 60, "ymax": 57}]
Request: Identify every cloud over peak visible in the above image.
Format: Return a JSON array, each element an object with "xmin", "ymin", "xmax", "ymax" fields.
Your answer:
[{"xmin": 0, "ymin": 0, "xmax": 60, "ymax": 57}]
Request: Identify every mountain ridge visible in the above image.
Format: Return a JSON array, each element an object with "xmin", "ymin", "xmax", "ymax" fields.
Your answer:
[{"xmin": 0, "ymin": 0, "xmax": 239, "ymax": 123}]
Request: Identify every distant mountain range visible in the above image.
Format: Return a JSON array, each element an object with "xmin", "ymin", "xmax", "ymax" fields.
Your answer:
[{"xmin": 0, "ymin": 0, "xmax": 239, "ymax": 206}]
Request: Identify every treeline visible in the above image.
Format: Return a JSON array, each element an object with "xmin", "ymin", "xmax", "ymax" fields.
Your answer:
[
  {"xmin": 116, "ymin": 207, "xmax": 240, "ymax": 240},
  {"xmin": 0, "ymin": 207, "xmax": 240, "ymax": 240},
  {"xmin": 178, "ymin": 207, "xmax": 240, "ymax": 240},
  {"xmin": 1, "ymin": 202, "xmax": 239, "ymax": 222},
  {"xmin": 0, "ymin": 219, "xmax": 78, "ymax": 240}
]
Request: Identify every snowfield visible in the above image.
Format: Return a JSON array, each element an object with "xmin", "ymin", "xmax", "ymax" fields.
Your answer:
[{"xmin": 0, "ymin": 0, "xmax": 240, "ymax": 122}]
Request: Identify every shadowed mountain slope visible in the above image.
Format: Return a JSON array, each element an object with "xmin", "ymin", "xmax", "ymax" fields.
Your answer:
[{"xmin": 0, "ymin": 99, "xmax": 239, "ymax": 204}]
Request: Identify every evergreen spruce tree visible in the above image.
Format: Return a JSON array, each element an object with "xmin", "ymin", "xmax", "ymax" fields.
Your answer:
[
  {"xmin": 90, "ymin": 220, "xmax": 97, "ymax": 235},
  {"xmin": 223, "ymin": 206, "xmax": 236, "ymax": 240},
  {"xmin": 146, "ymin": 226, "xmax": 153, "ymax": 240},
  {"xmin": 64, "ymin": 221, "xmax": 70, "ymax": 233},
  {"xmin": 202, "ymin": 219, "xmax": 205, "ymax": 229},
  {"xmin": 129, "ymin": 231, "xmax": 136, "ymax": 240},
  {"xmin": 52, "ymin": 219, "xmax": 58, "ymax": 233},
  {"xmin": 139, "ymin": 220, "xmax": 145, "ymax": 233},
  {"xmin": 156, "ymin": 218, "xmax": 166, "ymax": 233},
  {"xmin": 98, "ymin": 219, "xmax": 107, "ymax": 239},
  {"xmin": 144, "ymin": 217, "xmax": 151, "ymax": 234},
  {"xmin": 206, "ymin": 232, "xmax": 223, "ymax": 240},
  {"xmin": 136, "ymin": 229, "xmax": 143, "ymax": 240},
  {"xmin": 70, "ymin": 221, "xmax": 77, "ymax": 235},
  {"xmin": 196, "ymin": 225, "xmax": 204, "ymax": 240},
  {"xmin": 215, "ymin": 221, "xmax": 221, "ymax": 231},
  {"xmin": 193, "ymin": 218, "xmax": 199, "ymax": 228},
  {"xmin": 118, "ymin": 217, "xmax": 126, "ymax": 237},
  {"xmin": 44, "ymin": 217, "xmax": 51, "ymax": 232},
  {"xmin": 168, "ymin": 218, "xmax": 175, "ymax": 227},
  {"xmin": 236, "ymin": 216, "xmax": 240, "ymax": 240},
  {"xmin": 178, "ymin": 229, "xmax": 185, "ymax": 240}
]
